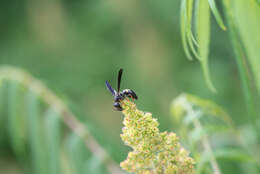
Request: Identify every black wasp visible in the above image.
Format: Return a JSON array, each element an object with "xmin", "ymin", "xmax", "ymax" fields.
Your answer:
[{"xmin": 106, "ymin": 68, "xmax": 138, "ymax": 111}]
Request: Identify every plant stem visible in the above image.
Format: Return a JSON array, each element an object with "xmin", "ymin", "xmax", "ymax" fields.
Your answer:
[{"xmin": 193, "ymin": 120, "xmax": 221, "ymax": 174}]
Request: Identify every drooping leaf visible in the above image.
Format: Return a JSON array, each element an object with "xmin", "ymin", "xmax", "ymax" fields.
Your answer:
[
  {"xmin": 197, "ymin": 147, "xmax": 256, "ymax": 174},
  {"xmin": 27, "ymin": 90, "xmax": 48, "ymax": 174},
  {"xmin": 187, "ymin": 0, "xmax": 201, "ymax": 60},
  {"xmin": 189, "ymin": 124, "xmax": 232, "ymax": 147},
  {"xmin": 7, "ymin": 80, "xmax": 27, "ymax": 158},
  {"xmin": 196, "ymin": 150, "xmax": 215, "ymax": 174},
  {"xmin": 181, "ymin": 0, "xmax": 201, "ymax": 61},
  {"xmin": 0, "ymin": 80, "xmax": 7, "ymax": 145},
  {"xmin": 171, "ymin": 93, "xmax": 240, "ymax": 174},
  {"xmin": 222, "ymin": 0, "xmax": 259, "ymax": 124},
  {"xmin": 0, "ymin": 66, "xmax": 122, "ymax": 174},
  {"xmin": 196, "ymin": 0, "xmax": 216, "ymax": 92},
  {"xmin": 207, "ymin": 0, "xmax": 226, "ymax": 30},
  {"xmin": 214, "ymin": 148, "xmax": 256, "ymax": 163},
  {"xmin": 181, "ymin": 0, "xmax": 193, "ymax": 60},
  {"xmin": 172, "ymin": 93, "xmax": 232, "ymax": 125},
  {"xmin": 65, "ymin": 133, "xmax": 91, "ymax": 174},
  {"xmin": 85, "ymin": 156, "xmax": 108, "ymax": 174},
  {"xmin": 187, "ymin": 31, "xmax": 201, "ymax": 60},
  {"xmin": 61, "ymin": 149, "xmax": 74, "ymax": 174},
  {"xmin": 257, "ymin": 0, "xmax": 260, "ymax": 6},
  {"xmin": 44, "ymin": 107, "xmax": 61, "ymax": 174}
]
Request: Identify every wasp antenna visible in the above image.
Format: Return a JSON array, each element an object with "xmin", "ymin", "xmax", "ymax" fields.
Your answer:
[
  {"xmin": 106, "ymin": 80, "xmax": 116, "ymax": 96},
  {"xmin": 117, "ymin": 68, "xmax": 123, "ymax": 92}
]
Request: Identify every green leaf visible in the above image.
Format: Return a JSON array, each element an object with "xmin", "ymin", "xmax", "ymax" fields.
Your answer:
[
  {"xmin": 187, "ymin": 0, "xmax": 201, "ymax": 60},
  {"xmin": 189, "ymin": 125, "xmax": 231, "ymax": 146},
  {"xmin": 257, "ymin": 0, "xmax": 260, "ymax": 6},
  {"xmin": 207, "ymin": 0, "xmax": 226, "ymax": 30},
  {"xmin": 196, "ymin": 0, "xmax": 216, "ymax": 92},
  {"xmin": 197, "ymin": 148, "xmax": 256, "ymax": 173},
  {"xmin": 65, "ymin": 133, "xmax": 91, "ymax": 174},
  {"xmin": 7, "ymin": 81, "xmax": 27, "ymax": 158},
  {"xmin": 189, "ymin": 125, "xmax": 204, "ymax": 146},
  {"xmin": 60, "ymin": 150, "xmax": 74, "ymax": 174},
  {"xmin": 183, "ymin": 109, "xmax": 202, "ymax": 125},
  {"xmin": 185, "ymin": 93, "xmax": 232, "ymax": 124},
  {"xmin": 181, "ymin": 0, "xmax": 202, "ymax": 61},
  {"xmin": 214, "ymin": 148, "xmax": 256, "ymax": 163},
  {"xmin": 181, "ymin": 0, "xmax": 193, "ymax": 60},
  {"xmin": 27, "ymin": 90, "xmax": 48, "ymax": 174},
  {"xmin": 171, "ymin": 93, "xmax": 232, "ymax": 125},
  {"xmin": 171, "ymin": 93, "xmax": 237, "ymax": 173},
  {"xmin": 187, "ymin": 31, "xmax": 201, "ymax": 60},
  {"xmin": 181, "ymin": 0, "xmax": 225, "ymax": 91},
  {"xmin": 223, "ymin": 0, "xmax": 258, "ymax": 123},
  {"xmin": 196, "ymin": 150, "xmax": 213, "ymax": 173},
  {"xmin": 85, "ymin": 156, "xmax": 108, "ymax": 174},
  {"xmin": 0, "ymin": 80, "xmax": 7, "ymax": 144},
  {"xmin": 44, "ymin": 107, "xmax": 61, "ymax": 174}
]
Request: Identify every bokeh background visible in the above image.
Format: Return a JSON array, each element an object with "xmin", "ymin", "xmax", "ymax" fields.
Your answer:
[{"xmin": 0, "ymin": 0, "xmax": 247, "ymax": 173}]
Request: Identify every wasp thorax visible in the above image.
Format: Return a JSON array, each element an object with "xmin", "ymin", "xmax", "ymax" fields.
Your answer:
[{"xmin": 122, "ymin": 89, "xmax": 138, "ymax": 100}]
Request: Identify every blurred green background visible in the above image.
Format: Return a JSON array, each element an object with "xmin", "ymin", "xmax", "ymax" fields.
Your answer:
[{"xmin": 0, "ymin": 0, "xmax": 248, "ymax": 173}]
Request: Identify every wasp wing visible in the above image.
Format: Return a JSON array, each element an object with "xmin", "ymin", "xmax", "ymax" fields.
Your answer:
[
  {"xmin": 106, "ymin": 80, "xmax": 116, "ymax": 96},
  {"xmin": 117, "ymin": 68, "xmax": 123, "ymax": 92}
]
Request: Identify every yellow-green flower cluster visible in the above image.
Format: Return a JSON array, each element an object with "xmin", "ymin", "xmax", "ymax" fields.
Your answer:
[{"xmin": 120, "ymin": 99, "xmax": 195, "ymax": 174}]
